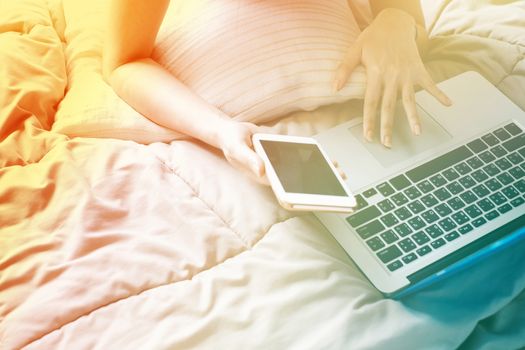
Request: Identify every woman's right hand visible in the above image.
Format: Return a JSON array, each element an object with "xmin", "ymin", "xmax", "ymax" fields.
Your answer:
[{"xmin": 217, "ymin": 120, "xmax": 269, "ymax": 184}]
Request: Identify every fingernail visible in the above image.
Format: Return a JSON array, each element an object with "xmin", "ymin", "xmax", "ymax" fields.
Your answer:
[
  {"xmin": 333, "ymin": 79, "xmax": 341, "ymax": 92},
  {"xmin": 383, "ymin": 135, "xmax": 392, "ymax": 148},
  {"xmin": 366, "ymin": 130, "xmax": 373, "ymax": 142},
  {"xmin": 413, "ymin": 124, "xmax": 421, "ymax": 136}
]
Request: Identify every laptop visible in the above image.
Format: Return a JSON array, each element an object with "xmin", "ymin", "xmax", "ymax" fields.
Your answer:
[{"xmin": 313, "ymin": 71, "xmax": 525, "ymax": 298}]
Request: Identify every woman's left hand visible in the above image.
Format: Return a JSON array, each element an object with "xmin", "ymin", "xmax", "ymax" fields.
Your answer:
[{"xmin": 334, "ymin": 8, "xmax": 452, "ymax": 148}]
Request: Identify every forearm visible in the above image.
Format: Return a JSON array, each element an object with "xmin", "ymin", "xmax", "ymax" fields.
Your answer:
[{"xmin": 108, "ymin": 58, "xmax": 230, "ymax": 148}]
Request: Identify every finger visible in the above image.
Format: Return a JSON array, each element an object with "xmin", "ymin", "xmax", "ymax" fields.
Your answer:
[
  {"xmin": 363, "ymin": 69, "xmax": 382, "ymax": 142},
  {"xmin": 334, "ymin": 40, "xmax": 362, "ymax": 92},
  {"xmin": 401, "ymin": 83, "xmax": 421, "ymax": 136},
  {"xmin": 332, "ymin": 160, "xmax": 339, "ymax": 168},
  {"xmin": 338, "ymin": 168, "xmax": 347, "ymax": 180},
  {"xmin": 380, "ymin": 76, "xmax": 398, "ymax": 148},
  {"xmin": 419, "ymin": 70, "xmax": 453, "ymax": 106}
]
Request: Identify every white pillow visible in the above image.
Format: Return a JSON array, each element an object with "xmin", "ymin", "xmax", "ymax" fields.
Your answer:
[{"xmin": 53, "ymin": 0, "xmax": 366, "ymax": 143}]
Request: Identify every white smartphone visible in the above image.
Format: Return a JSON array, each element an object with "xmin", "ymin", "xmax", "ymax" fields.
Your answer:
[{"xmin": 252, "ymin": 133, "xmax": 356, "ymax": 213}]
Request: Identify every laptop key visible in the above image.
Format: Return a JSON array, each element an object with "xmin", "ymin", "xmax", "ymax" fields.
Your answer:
[
  {"xmin": 460, "ymin": 190, "xmax": 478, "ymax": 204},
  {"xmin": 435, "ymin": 203, "xmax": 452, "ymax": 217},
  {"xmin": 412, "ymin": 231, "xmax": 431, "ymax": 245},
  {"xmin": 416, "ymin": 245, "xmax": 432, "ymax": 257},
  {"xmin": 509, "ymin": 166, "xmax": 525, "ymax": 179},
  {"xmin": 446, "ymin": 181, "xmax": 464, "ymax": 195},
  {"xmin": 459, "ymin": 175, "xmax": 476, "ymax": 188},
  {"xmin": 425, "ymin": 224, "xmax": 444, "ymax": 239},
  {"xmin": 495, "ymin": 159, "xmax": 512, "ymax": 171},
  {"xmin": 505, "ymin": 123, "xmax": 523, "ymax": 136},
  {"xmin": 467, "ymin": 156, "xmax": 484, "ymax": 169},
  {"xmin": 435, "ymin": 188, "xmax": 452, "ymax": 201},
  {"xmin": 431, "ymin": 238, "xmax": 446, "ymax": 249},
  {"xmin": 377, "ymin": 245, "xmax": 402, "ymax": 263},
  {"xmin": 394, "ymin": 223, "xmax": 413, "ymax": 237},
  {"xmin": 390, "ymin": 174, "xmax": 411, "ymax": 191},
  {"xmin": 380, "ymin": 214, "xmax": 399, "ymax": 227},
  {"xmin": 458, "ymin": 224, "xmax": 474, "ymax": 235},
  {"xmin": 483, "ymin": 164, "xmax": 501, "ymax": 177},
  {"xmin": 407, "ymin": 200, "xmax": 425, "ymax": 214},
  {"xmin": 438, "ymin": 218, "xmax": 457, "ymax": 232},
  {"xmin": 482, "ymin": 133, "xmax": 500, "ymax": 146},
  {"xmin": 417, "ymin": 180, "xmax": 435, "ymax": 194},
  {"xmin": 489, "ymin": 192, "xmax": 507, "ymax": 205},
  {"xmin": 363, "ymin": 188, "xmax": 377, "ymax": 198},
  {"xmin": 354, "ymin": 194, "xmax": 369, "ymax": 210},
  {"xmin": 380, "ymin": 230, "xmax": 399, "ymax": 244},
  {"xmin": 502, "ymin": 185, "xmax": 519, "ymax": 199},
  {"xmin": 366, "ymin": 237, "xmax": 386, "ymax": 251},
  {"xmin": 472, "ymin": 217, "xmax": 487, "ymax": 227},
  {"xmin": 498, "ymin": 203, "xmax": 513, "ymax": 214},
  {"xmin": 501, "ymin": 133, "xmax": 525, "ymax": 151},
  {"xmin": 421, "ymin": 194, "xmax": 439, "ymax": 207},
  {"xmin": 402, "ymin": 253, "xmax": 418, "ymax": 264},
  {"xmin": 514, "ymin": 179, "xmax": 525, "ymax": 192},
  {"xmin": 346, "ymin": 205, "xmax": 381, "ymax": 228},
  {"xmin": 485, "ymin": 210, "xmax": 500, "ymax": 221},
  {"xmin": 465, "ymin": 204, "xmax": 482, "ymax": 218},
  {"xmin": 356, "ymin": 220, "xmax": 385, "ymax": 239},
  {"xmin": 421, "ymin": 210, "xmax": 439, "ymax": 224},
  {"xmin": 485, "ymin": 178, "xmax": 503, "ymax": 191},
  {"xmin": 387, "ymin": 260, "xmax": 403, "ymax": 272},
  {"xmin": 443, "ymin": 168, "xmax": 460, "ymax": 181},
  {"xmin": 398, "ymin": 238, "xmax": 417, "ymax": 253},
  {"xmin": 467, "ymin": 139, "xmax": 488, "ymax": 153},
  {"xmin": 377, "ymin": 199, "xmax": 395, "ymax": 213},
  {"xmin": 507, "ymin": 152, "xmax": 524, "ymax": 164},
  {"xmin": 494, "ymin": 128, "xmax": 512, "ymax": 141},
  {"xmin": 377, "ymin": 182, "xmax": 395, "ymax": 197},
  {"xmin": 471, "ymin": 169, "xmax": 489, "ymax": 182},
  {"xmin": 479, "ymin": 151, "xmax": 496, "ymax": 163},
  {"xmin": 444, "ymin": 231, "xmax": 460, "ymax": 242},
  {"xmin": 477, "ymin": 198, "xmax": 495, "ymax": 211},
  {"xmin": 394, "ymin": 207, "xmax": 412, "ymax": 221},
  {"xmin": 472, "ymin": 184, "xmax": 490, "ymax": 198},
  {"xmin": 455, "ymin": 162, "xmax": 472, "ymax": 175},
  {"xmin": 430, "ymin": 174, "xmax": 447, "ymax": 187},
  {"xmin": 497, "ymin": 172, "xmax": 514, "ymax": 185},
  {"xmin": 511, "ymin": 197, "xmax": 524, "ymax": 207},
  {"xmin": 391, "ymin": 193, "xmax": 409, "ymax": 206},
  {"xmin": 448, "ymin": 197, "xmax": 466, "ymax": 210},
  {"xmin": 404, "ymin": 186, "xmax": 422, "ymax": 200},
  {"xmin": 408, "ymin": 217, "xmax": 426, "ymax": 230},
  {"xmin": 491, "ymin": 145, "xmax": 508, "ymax": 158},
  {"xmin": 451, "ymin": 211, "xmax": 470, "ymax": 225}
]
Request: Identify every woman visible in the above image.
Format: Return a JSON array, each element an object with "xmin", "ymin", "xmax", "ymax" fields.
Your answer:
[{"xmin": 103, "ymin": 0, "xmax": 451, "ymax": 182}]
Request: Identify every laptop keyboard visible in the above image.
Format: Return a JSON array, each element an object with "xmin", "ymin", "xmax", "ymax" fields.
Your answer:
[{"xmin": 346, "ymin": 122, "xmax": 525, "ymax": 272}]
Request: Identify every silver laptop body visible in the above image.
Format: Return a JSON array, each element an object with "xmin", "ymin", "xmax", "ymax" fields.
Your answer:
[{"xmin": 314, "ymin": 71, "xmax": 525, "ymax": 297}]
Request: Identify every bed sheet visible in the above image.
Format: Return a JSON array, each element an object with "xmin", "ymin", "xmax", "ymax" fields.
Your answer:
[{"xmin": 1, "ymin": 0, "xmax": 525, "ymax": 349}]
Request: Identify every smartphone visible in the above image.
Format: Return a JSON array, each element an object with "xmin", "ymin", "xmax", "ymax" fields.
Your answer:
[{"xmin": 252, "ymin": 133, "xmax": 356, "ymax": 213}]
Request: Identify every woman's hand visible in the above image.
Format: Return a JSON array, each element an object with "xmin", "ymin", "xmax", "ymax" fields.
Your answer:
[
  {"xmin": 334, "ymin": 8, "xmax": 452, "ymax": 148},
  {"xmin": 217, "ymin": 120, "xmax": 270, "ymax": 184}
]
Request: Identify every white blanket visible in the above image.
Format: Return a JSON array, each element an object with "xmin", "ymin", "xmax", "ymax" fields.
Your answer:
[{"xmin": 1, "ymin": 0, "xmax": 524, "ymax": 349}]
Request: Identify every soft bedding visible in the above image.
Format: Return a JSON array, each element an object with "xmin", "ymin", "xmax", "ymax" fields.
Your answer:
[{"xmin": 1, "ymin": 0, "xmax": 525, "ymax": 349}]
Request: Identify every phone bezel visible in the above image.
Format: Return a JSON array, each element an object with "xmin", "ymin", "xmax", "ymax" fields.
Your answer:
[{"xmin": 252, "ymin": 133, "xmax": 356, "ymax": 212}]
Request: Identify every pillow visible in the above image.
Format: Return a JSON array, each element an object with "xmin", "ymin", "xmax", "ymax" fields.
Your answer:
[{"xmin": 53, "ymin": 0, "xmax": 366, "ymax": 143}]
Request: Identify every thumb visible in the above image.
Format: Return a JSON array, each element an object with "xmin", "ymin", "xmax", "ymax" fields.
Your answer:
[{"xmin": 333, "ymin": 40, "xmax": 362, "ymax": 92}]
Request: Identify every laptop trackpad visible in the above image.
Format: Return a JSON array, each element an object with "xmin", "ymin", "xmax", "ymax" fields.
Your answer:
[{"xmin": 349, "ymin": 108, "xmax": 452, "ymax": 168}]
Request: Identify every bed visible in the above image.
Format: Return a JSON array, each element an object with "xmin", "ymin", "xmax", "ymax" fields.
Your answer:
[{"xmin": 1, "ymin": 0, "xmax": 524, "ymax": 349}]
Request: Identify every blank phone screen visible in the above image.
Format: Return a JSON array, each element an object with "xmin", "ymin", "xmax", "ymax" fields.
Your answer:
[{"xmin": 260, "ymin": 140, "xmax": 347, "ymax": 196}]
